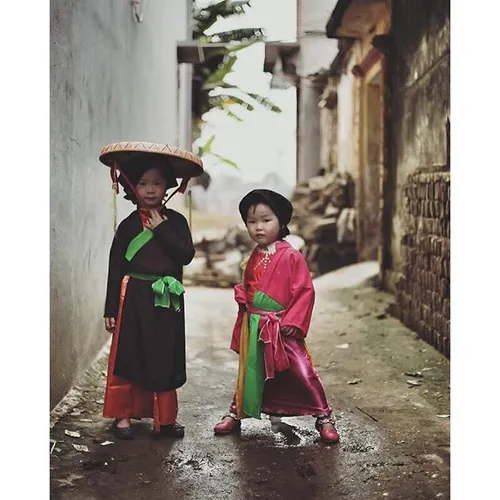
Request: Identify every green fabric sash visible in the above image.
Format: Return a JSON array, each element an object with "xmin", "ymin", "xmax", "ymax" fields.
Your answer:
[
  {"xmin": 125, "ymin": 229, "xmax": 154, "ymax": 262},
  {"xmin": 128, "ymin": 272, "xmax": 185, "ymax": 311},
  {"xmin": 242, "ymin": 290, "xmax": 285, "ymax": 419}
]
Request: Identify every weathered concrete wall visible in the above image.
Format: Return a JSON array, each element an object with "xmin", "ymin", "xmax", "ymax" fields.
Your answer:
[
  {"xmin": 336, "ymin": 51, "xmax": 355, "ymax": 175},
  {"xmin": 386, "ymin": 0, "xmax": 450, "ymax": 288},
  {"xmin": 50, "ymin": 0, "xmax": 189, "ymax": 409},
  {"xmin": 296, "ymin": 0, "xmax": 339, "ymax": 181},
  {"xmin": 319, "ymin": 78, "xmax": 338, "ymax": 171},
  {"xmin": 297, "ymin": 0, "xmax": 339, "ymax": 77},
  {"xmin": 297, "ymin": 81, "xmax": 323, "ymax": 181}
]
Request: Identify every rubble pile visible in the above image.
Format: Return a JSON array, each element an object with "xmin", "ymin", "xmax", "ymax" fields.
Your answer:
[
  {"xmin": 289, "ymin": 171, "xmax": 357, "ymax": 276},
  {"xmin": 183, "ymin": 226, "xmax": 254, "ymax": 288}
]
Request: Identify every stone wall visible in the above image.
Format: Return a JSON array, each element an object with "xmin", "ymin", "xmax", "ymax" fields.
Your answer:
[{"xmin": 393, "ymin": 169, "xmax": 450, "ymax": 358}]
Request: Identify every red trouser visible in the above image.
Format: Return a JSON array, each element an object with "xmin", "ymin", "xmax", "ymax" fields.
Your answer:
[{"xmin": 103, "ymin": 276, "xmax": 178, "ymax": 431}]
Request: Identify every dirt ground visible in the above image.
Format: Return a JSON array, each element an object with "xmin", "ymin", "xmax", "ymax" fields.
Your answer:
[{"xmin": 50, "ymin": 262, "xmax": 450, "ymax": 500}]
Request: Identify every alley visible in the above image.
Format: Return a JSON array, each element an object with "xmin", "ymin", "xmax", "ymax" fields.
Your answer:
[{"xmin": 50, "ymin": 262, "xmax": 450, "ymax": 500}]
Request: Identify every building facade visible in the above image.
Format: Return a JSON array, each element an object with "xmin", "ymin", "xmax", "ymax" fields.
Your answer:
[{"xmin": 326, "ymin": 0, "xmax": 450, "ymax": 356}]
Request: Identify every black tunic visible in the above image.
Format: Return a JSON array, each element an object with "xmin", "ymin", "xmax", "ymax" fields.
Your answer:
[{"xmin": 104, "ymin": 208, "xmax": 195, "ymax": 392}]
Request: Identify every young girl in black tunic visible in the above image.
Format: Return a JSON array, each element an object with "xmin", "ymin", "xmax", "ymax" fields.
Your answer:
[{"xmin": 100, "ymin": 144, "xmax": 202, "ymax": 440}]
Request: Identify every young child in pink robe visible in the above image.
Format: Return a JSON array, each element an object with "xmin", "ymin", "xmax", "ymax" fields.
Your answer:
[{"xmin": 214, "ymin": 189, "xmax": 340, "ymax": 443}]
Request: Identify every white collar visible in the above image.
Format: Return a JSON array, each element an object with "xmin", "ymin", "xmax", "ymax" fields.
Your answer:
[{"xmin": 257, "ymin": 241, "xmax": 277, "ymax": 254}]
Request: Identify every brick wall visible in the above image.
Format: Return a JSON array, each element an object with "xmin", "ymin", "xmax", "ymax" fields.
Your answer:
[
  {"xmin": 395, "ymin": 169, "xmax": 450, "ymax": 358},
  {"xmin": 383, "ymin": 0, "xmax": 449, "ymax": 291}
]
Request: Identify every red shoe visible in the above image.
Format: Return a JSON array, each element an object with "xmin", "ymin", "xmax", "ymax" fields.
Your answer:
[
  {"xmin": 214, "ymin": 415, "xmax": 241, "ymax": 435},
  {"xmin": 315, "ymin": 417, "xmax": 340, "ymax": 443}
]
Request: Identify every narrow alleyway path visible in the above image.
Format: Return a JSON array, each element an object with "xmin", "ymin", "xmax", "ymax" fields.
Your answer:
[{"xmin": 50, "ymin": 263, "xmax": 450, "ymax": 500}]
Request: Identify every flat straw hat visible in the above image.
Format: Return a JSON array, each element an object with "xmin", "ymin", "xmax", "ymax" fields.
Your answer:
[
  {"xmin": 99, "ymin": 141, "xmax": 204, "ymax": 230},
  {"xmin": 99, "ymin": 141, "xmax": 203, "ymax": 179}
]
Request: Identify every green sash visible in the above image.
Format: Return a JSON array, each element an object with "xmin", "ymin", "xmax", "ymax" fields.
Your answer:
[
  {"xmin": 125, "ymin": 229, "xmax": 153, "ymax": 261},
  {"xmin": 128, "ymin": 272, "xmax": 185, "ymax": 311},
  {"xmin": 242, "ymin": 291, "xmax": 285, "ymax": 419}
]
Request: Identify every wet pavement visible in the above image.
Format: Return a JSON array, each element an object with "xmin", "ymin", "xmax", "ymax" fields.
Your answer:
[{"xmin": 50, "ymin": 262, "xmax": 450, "ymax": 499}]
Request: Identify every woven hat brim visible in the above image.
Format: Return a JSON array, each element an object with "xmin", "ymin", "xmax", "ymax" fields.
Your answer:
[{"xmin": 99, "ymin": 142, "xmax": 204, "ymax": 179}]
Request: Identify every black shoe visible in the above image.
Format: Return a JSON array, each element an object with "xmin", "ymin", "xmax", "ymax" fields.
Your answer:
[
  {"xmin": 111, "ymin": 419, "xmax": 134, "ymax": 440},
  {"xmin": 153, "ymin": 422, "xmax": 185, "ymax": 439}
]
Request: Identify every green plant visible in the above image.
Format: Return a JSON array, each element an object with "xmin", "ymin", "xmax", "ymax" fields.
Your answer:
[
  {"xmin": 192, "ymin": 0, "xmax": 282, "ymax": 127},
  {"xmin": 195, "ymin": 134, "xmax": 239, "ymax": 169}
]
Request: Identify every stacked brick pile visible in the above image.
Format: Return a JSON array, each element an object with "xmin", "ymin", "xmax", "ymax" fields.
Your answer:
[
  {"xmin": 396, "ymin": 170, "xmax": 450, "ymax": 358},
  {"xmin": 289, "ymin": 171, "xmax": 357, "ymax": 276},
  {"xmin": 183, "ymin": 226, "xmax": 254, "ymax": 288}
]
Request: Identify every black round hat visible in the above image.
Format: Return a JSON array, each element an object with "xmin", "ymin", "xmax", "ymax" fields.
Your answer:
[{"xmin": 238, "ymin": 189, "xmax": 293, "ymax": 228}]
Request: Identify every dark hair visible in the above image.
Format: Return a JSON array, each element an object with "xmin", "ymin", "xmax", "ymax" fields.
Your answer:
[
  {"xmin": 118, "ymin": 158, "xmax": 177, "ymax": 205},
  {"xmin": 277, "ymin": 225, "xmax": 290, "ymax": 239}
]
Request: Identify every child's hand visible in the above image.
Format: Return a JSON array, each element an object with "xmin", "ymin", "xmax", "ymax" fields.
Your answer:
[
  {"xmin": 281, "ymin": 325, "xmax": 302, "ymax": 338},
  {"xmin": 105, "ymin": 317, "xmax": 116, "ymax": 333},
  {"xmin": 145, "ymin": 209, "xmax": 167, "ymax": 230}
]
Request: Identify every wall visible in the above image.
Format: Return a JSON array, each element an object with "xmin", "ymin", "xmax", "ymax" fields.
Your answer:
[
  {"xmin": 50, "ymin": 0, "xmax": 190, "ymax": 409},
  {"xmin": 297, "ymin": 0, "xmax": 339, "ymax": 77},
  {"xmin": 385, "ymin": 0, "xmax": 450, "ymax": 289},
  {"xmin": 336, "ymin": 51, "xmax": 355, "ymax": 175},
  {"xmin": 296, "ymin": 0, "xmax": 339, "ymax": 181},
  {"xmin": 319, "ymin": 78, "xmax": 338, "ymax": 172},
  {"xmin": 382, "ymin": 0, "xmax": 450, "ymax": 354},
  {"xmin": 336, "ymin": 34, "xmax": 388, "ymax": 262},
  {"xmin": 394, "ymin": 170, "xmax": 450, "ymax": 357}
]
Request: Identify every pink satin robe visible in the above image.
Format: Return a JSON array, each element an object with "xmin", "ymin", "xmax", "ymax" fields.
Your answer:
[{"xmin": 229, "ymin": 240, "xmax": 332, "ymax": 418}]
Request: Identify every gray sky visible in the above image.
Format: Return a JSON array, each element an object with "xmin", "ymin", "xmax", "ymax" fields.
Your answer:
[{"xmin": 194, "ymin": 0, "xmax": 298, "ymax": 185}]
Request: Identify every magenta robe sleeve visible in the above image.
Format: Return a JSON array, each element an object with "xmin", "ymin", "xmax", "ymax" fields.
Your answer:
[
  {"xmin": 280, "ymin": 251, "xmax": 315, "ymax": 338},
  {"xmin": 230, "ymin": 283, "xmax": 247, "ymax": 353}
]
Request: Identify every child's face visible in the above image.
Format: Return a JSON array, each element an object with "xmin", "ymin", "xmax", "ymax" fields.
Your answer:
[
  {"xmin": 246, "ymin": 203, "xmax": 280, "ymax": 246},
  {"xmin": 136, "ymin": 166, "xmax": 168, "ymax": 208}
]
